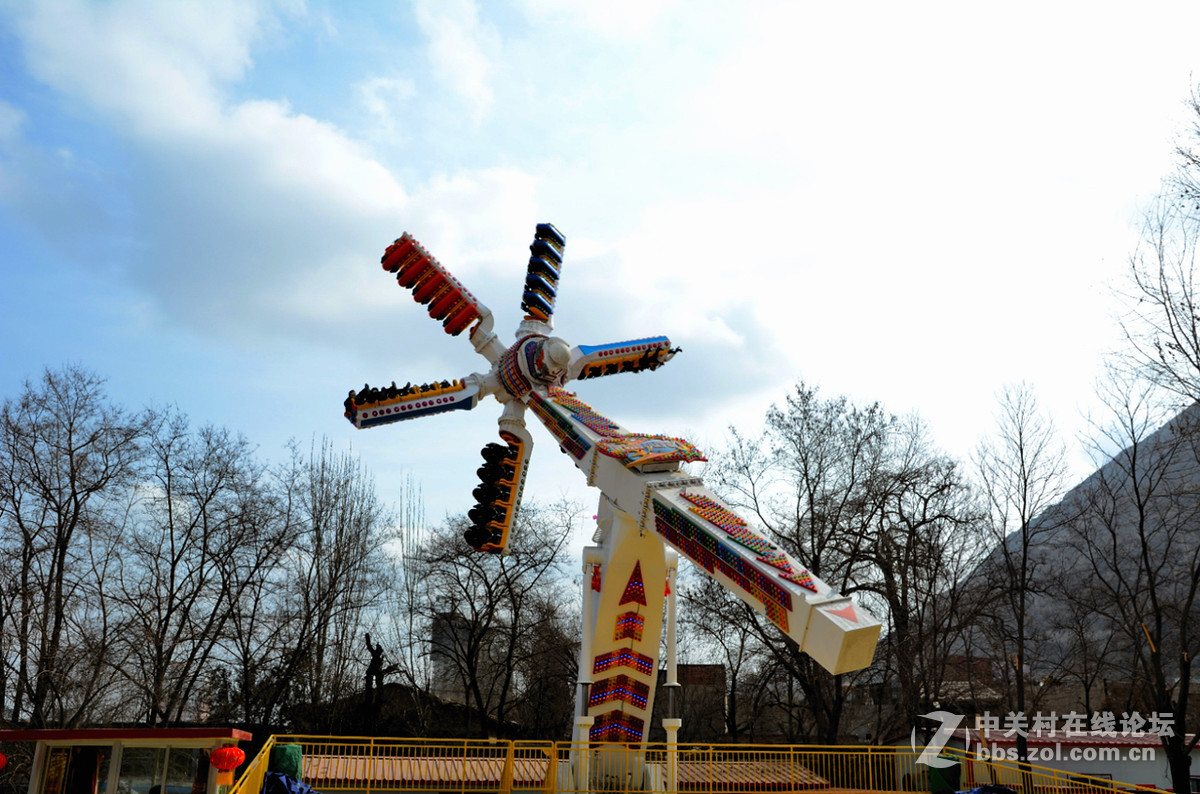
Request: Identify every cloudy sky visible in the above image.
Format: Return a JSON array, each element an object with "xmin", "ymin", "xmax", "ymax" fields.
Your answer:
[{"xmin": 2, "ymin": 1, "xmax": 1199, "ymax": 534}]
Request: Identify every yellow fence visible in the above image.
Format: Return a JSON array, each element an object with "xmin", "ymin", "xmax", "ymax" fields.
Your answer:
[{"xmin": 227, "ymin": 737, "xmax": 1170, "ymax": 794}]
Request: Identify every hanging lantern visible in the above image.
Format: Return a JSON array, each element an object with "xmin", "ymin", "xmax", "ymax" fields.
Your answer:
[
  {"xmin": 210, "ymin": 746, "xmax": 245, "ymax": 786},
  {"xmin": 0, "ymin": 752, "xmax": 7, "ymax": 772}
]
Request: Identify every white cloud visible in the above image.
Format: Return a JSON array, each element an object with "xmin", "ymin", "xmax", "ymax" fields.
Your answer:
[
  {"xmin": 5, "ymin": 2, "xmax": 421, "ymax": 339},
  {"xmin": 518, "ymin": 0, "xmax": 680, "ymax": 37},
  {"xmin": 0, "ymin": 98, "xmax": 26, "ymax": 198},
  {"xmin": 413, "ymin": 0, "xmax": 495, "ymax": 124},
  {"xmin": 225, "ymin": 98, "xmax": 407, "ymax": 217},
  {"xmin": 3, "ymin": 0, "xmax": 564, "ymax": 366},
  {"xmin": 412, "ymin": 168, "xmax": 541, "ymax": 268},
  {"xmin": 355, "ymin": 75, "xmax": 417, "ymax": 137},
  {"xmin": 11, "ymin": 0, "xmax": 1200, "ymax": 516},
  {"xmin": 0, "ymin": 98, "xmax": 25, "ymax": 143},
  {"xmin": 14, "ymin": 0, "xmax": 259, "ymax": 137}
]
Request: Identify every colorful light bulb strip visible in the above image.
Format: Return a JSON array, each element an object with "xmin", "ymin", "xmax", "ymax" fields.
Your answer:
[
  {"xmin": 651, "ymin": 501, "xmax": 792, "ymax": 616},
  {"xmin": 496, "ymin": 339, "xmax": 533, "ymax": 398},
  {"xmin": 756, "ymin": 551, "xmax": 793, "ymax": 573},
  {"xmin": 597, "ymin": 435, "xmax": 707, "ymax": 467},
  {"xmin": 548, "ymin": 388, "xmax": 623, "ymax": 437},
  {"xmin": 589, "ymin": 674, "xmax": 650, "ymax": 709},
  {"xmin": 679, "ymin": 490, "xmax": 777, "ymax": 554},
  {"xmin": 590, "ymin": 710, "xmax": 645, "ymax": 743},
  {"xmin": 614, "ymin": 611, "xmax": 645, "ymax": 642},
  {"xmin": 679, "ymin": 490, "xmax": 746, "ymax": 530},
  {"xmin": 381, "ymin": 233, "xmax": 484, "ymax": 336},
  {"xmin": 545, "ymin": 389, "xmax": 706, "ymax": 468},
  {"xmin": 764, "ymin": 600, "xmax": 790, "ymax": 632},
  {"xmin": 726, "ymin": 529, "xmax": 777, "ymax": 555},
  {"xmin": 618, "ymin": 562, "xmax": 647, "ymax": 606},
  {"xmin": 594, "ymin": 649, "xmax": 654, "ymax": 676},
  {"xmin": 526, "ymin": 391, "xmax": 590, "ymax": 460},
  {"xmin": 781, "ymin": 570, "xmax": 819, "ymax": 592}
]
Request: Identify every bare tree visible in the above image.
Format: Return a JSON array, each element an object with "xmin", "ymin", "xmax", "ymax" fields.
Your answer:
[
  {"xmin": 270, "ymin": 439, "xmax": 394, "ymax": 731},
  {"xmin": 711, "ymin": 383, "xmax": 890, "ymax": 741},
  {"xmin": 112, "ymin": 409, "xmax": 294, "ymax": 725},
  {"xmin": 1043, "ymin": 592, "xmax": 1123, "ymax": 716},
  {"xmin": 0, "ymin": 369, "xmax": 421, "ymax": 734},
  {"xmin": 858, "ymin": 415, "xmax": 987, "ymax": 741},
  {"xmin": 709, "ymin": 382, "xmax": 983, "ymax": 743},
  {"xmin": 1061, "ymin": 373, "xmax": 1200, "ymax": 793},
  {"xmin": 972, "ymin": 383, "xmax": 1069, "ymax": 763},
  {"xmin": 509, "ymin": 592, "xmax": 578, "ymax": 739},
  {"xmin": 1115, "ymin": 87, "xmax": 1200, "ymax": 405},
  {"xmin": 404, "ymin": 501, "xmax": 575, "ymax": 738},
  {"xmin": 1118, "ymin": 196, "xmax": 1200, "ymax": 402},
  {"xmin": 679, "ymin": 574, "xmax": 777, "ymax": 741},
  {"xmin": 0, "ymin": 366, "xmax": 145, "ymax": 726}
]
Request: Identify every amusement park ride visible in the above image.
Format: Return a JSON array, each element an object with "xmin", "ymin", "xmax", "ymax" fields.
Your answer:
[{"xmin": 344, "ymin": 224, "xmax": 880, "ymax": 748}]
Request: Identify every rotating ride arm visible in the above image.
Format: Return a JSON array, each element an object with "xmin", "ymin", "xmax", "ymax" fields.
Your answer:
[
  {"xmin": 568, "ymin": 338, "xmax": 680, "ymax": 381},
  {"xmin": 382, "ymin": 231, "xmax": 507, "ymax": 363},
  {"xmin": 464, "ymin": 422, "xmax": 533, "ymax": 553},
  {"xmin": 520, "ymin": 223, "xmax": 565, "ymax": 327},
  {"xmin": 343, "ymin": 376, "xmax": 483, "ymax": 428},
  {"xmin": 526, "ymin": 386, "xmax": 881, "ymax": 675}
]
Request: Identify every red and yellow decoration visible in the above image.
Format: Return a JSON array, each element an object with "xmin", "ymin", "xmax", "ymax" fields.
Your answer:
[
  {"xmin": 210, "ymin": 746, "xmax": 246, "ymax": 786},
  {"xmin": 618, "ymin": 562, "xmax": 647, "ymax": 606}
]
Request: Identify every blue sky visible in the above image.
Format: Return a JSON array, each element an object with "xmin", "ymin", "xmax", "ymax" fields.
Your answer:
[{"xmin": 3, "ymin": 1, "xmax": 1200, "ymax": 533}]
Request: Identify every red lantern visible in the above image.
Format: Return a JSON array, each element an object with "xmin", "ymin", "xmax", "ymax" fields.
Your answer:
[
  {"xmin": 0, "ymin": 752, "xmax": 7, "ymax": 772},
  {"xmin": 210, "ymin": 747, "xmax": 245, "ymax": 771},
  {"xmin": 210, "ymin": 747, "xmax": 245, "ymax": 786}
]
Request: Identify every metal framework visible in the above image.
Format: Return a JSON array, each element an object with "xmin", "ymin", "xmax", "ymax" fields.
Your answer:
[{"xmin": 344, "ymin": 224, "xmax": 882, "ymax": 761}]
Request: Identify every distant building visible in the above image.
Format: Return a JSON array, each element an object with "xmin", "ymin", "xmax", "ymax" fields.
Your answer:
[
  {"xmin": 647, "ymin": 664, "xmax": 727, "ymax": 742},
  {"xmin": 429, "ymin": 610, "xmax": 472, "ymax": 704}
]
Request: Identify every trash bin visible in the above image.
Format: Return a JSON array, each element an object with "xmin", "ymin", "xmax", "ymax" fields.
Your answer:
[{"xmin": 929, "ymin": 756, "xmax": 960, "ymax": 794}]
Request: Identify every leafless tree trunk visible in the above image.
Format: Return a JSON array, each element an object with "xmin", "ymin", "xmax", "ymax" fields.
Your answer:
[
  {"xmin": 859, "ymin": 415, "xmax": 988, "ymax": 741},
  {"xmin": 405, "ymin": 501, "xmax": 575, "ymax": 738},
  {"xmin": 0, "ymin": 366, "xmax": 145, "ymax": 726},
  {"xmin": 268, "ymin": 439, "xmax": 392, "ymax": 731},
  {"xmin": 973, "ymin": 383, "xmax": 1068, "ymax": 763},
  {"xmin": 112, "ymin": 409, "xmax": 294, "ymax": 725},
  {"xmin": 1061, "ymin": 373, "xmax": 1200, "ymax": 793},
  {"xmin": 710, "ymin": 382, "xmax": 983, "ymax": 743}
]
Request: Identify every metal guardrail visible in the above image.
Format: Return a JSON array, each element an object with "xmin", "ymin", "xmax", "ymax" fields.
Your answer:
[
  {"xmin": 226, "ymin": 737, "xmax": 1171, "ymax": 794},
  {"xmin": 229, "ymin": 735, "xmax": 276, "ymax": 794}
]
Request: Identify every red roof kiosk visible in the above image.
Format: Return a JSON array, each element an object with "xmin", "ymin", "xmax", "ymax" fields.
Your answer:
[{"xmin": 1, "ymin": 729, "xmax": 251, "ymax": 794}]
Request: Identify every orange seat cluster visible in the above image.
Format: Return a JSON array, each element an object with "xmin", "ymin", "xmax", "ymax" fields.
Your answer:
[
  {"xmin": 463, "ymin": 431, "xmax": 526, "ymax": 553},
  {"xmin": 381, "ymin": 233, "xmax": 483, "ymax": 336}
]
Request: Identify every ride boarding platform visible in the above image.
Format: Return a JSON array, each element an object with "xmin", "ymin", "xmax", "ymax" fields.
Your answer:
[{"xmin": 224, "ymin": 736, "xmax": 1166, "ymax": 794}]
